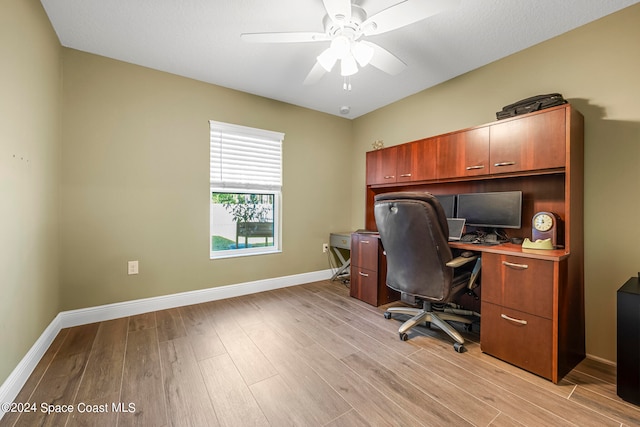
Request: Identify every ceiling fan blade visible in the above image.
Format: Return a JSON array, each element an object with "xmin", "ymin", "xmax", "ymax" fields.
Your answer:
[
  {"xmin": 362, "ymin": 0, "xmax": 460, "ymax": 36},
  {"xmin": 241, "ymin": 32, "xmax": 329, "ymax": 43},
  {"xmin": 322, "ymin": 0, "xmax": 352, "ymax": 24},
  {"xmin": 362, "ymin": 41, "xmax": 407, "ymax": 75},
  {"xmin": 303, "ymin": 62, "xmax": 327, "ymax": 85}
]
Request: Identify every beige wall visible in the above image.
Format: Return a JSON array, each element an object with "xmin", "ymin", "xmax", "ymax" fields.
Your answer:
[
  {"xmin": 59, "ymin": 49, "xmax": 353, "ymax": 310},
  {"xmin": 0, "ymin": 0, "xmax": 61, "ymax": 383},
  {"xmin": 351, "ymin": 4, "xmax": 640, "ymax": 362}
]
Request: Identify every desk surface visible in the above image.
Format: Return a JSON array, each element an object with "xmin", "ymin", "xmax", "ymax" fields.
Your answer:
[
  {"xmin": 355, "ymin": 231, "xmax": 569, "ymax": 262},
  {"xmin": 449, "ymin": 241, "xmax": 569, "ymax": 261}
]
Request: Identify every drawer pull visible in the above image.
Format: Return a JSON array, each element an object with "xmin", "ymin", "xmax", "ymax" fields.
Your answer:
[
  {"xmin": 494, "ymin": 161, "xmax": 516, "ymax": 167},
  {"xmin": 465, "ymin": 165, "xmax": 485, "ymax": 170},
  {"xmin": 383, "ymin": 175, "xmax": 395, "ymax": 179},
  {"xmin": 360, "ymin": 240, "xmax": 370, "ymax": 244},
  {"xmin": 358, "ymin": 272, "xmax": 369, "ymax": 277},
  {"xmin": 501, "ymin": 314, "xmax": 528, "ymax": 325},
  {"xmin": 502, "ymin": 261, "xmax": 528, "ymax": 270},
  {"xmin": 399, "ymin": 173, "xmax": 412, "ymax": 177}
]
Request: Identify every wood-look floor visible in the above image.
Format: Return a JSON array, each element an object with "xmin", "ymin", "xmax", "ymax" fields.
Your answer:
[{"xmin": 2, "ymin": 280, "xmax": 639, "ymax": 427}]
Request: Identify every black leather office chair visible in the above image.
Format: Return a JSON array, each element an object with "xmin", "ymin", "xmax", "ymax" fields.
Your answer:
[{"xmin": 374, "ymin": 192, "xmax": 480, "ymax": 352}]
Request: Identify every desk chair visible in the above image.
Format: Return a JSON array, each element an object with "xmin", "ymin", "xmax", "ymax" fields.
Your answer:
[{"xmin": 374, "ymin": 192, "xmax": 480, "ymax": 352}]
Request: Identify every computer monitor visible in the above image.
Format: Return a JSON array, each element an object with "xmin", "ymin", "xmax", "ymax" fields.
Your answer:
[
  {"xmin": 434, "ymin": 194, "xmax": 456, "ymax": 218},
  {"xmin": 456, "ymin": 191, "xmax": 522, "ymax": 229}
]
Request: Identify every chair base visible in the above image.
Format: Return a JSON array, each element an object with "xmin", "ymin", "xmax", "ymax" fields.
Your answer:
[{"xmin": 384, "ymin": 304, "xmax": 473, "ymax": 350}]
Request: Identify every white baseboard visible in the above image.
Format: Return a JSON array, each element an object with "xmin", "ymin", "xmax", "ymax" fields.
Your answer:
[
  {"xmin": 0, "ymin": 314, "xmax": 62, "ymax": 417},
  {"xmin": 57, "ymin": 269, "xmax": 332, "ymax": 328},
  {"xmin": 0, "ymin": 269, "xmax": 333, "ymax": 419}
]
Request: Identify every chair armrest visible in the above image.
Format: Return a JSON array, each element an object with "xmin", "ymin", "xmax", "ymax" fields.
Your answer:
[{"xmin": 446, "ymin": 255, "xmax": 478, "ymax": 268}]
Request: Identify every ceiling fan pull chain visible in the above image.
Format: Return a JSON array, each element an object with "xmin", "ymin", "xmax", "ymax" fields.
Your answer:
[{"xmin": 343, "ymin": 76, "xmax": 352, "ymax": 91}]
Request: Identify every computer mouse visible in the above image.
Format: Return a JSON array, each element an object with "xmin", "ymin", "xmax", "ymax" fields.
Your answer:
[{"xmin": 460, "ymin": 251, "xmax": 475, "ymax": 258}]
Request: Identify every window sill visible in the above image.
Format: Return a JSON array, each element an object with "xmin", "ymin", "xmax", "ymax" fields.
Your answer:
[{"xmin": 210, "ymin": 249, "xmax": 282, "ymax": 260}]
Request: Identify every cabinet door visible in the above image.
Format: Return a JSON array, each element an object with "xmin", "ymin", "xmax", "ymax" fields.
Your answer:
[
  {"xmin": 407, "ymin": 138, "xmax": 437, "ymax": 182},
  {"xmin": 481, "ymin": 253, "xmax": 554, "ymax": 319},
  {"xmin": 380, "ymin": 139, "xmax": 437, "ymax": 184},
  {"xmin": 437, "ymin": 127, "xmax": 490, "ymax": 179},
  {"xmin": 396, "ymin": 143, "xmax": 413, "ymax": 182},
  {"xmin": 489, "ymin": 108, "xmax": 566, "ymax": 174},
  {"xmin": 366, "ymin": 147, "xmax": 397, "ymax": 185},
  {"xmin": 481, "ymin": 302, "xmax": 553, "ymax": 380},
  {"xmin": 350, "ymin": 267, "xmax": 380, "ymax": 306},
  {"xmin": 351, "ymin": 234, "xmax": 379, "ymax": 271}
]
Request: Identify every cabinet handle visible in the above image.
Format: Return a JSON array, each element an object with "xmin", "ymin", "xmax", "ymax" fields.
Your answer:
[
  {"xmin": 360, "ymin": 240, "xmax": 370, "ymax": 244},
  {"xmin": 502, "ymin": 261, "xmax": 528, "ymax": 270},
  {"xmin": 494, "ymin": 161, "xmax": 516, "ymax": 167},
  {"xmin": 358, "ymin": 272, "xmax": 369, "ymax": 277},
  {"xmin": 399, "ymin": 173, "xmax": 412, "ymax": 177},
  {"xmin": 465, "ymin": 165, "xmax": 485, "ymax": 170},
  {"xmin": 501, "ymin": 314, "xmax": 528, "ymax": 325},
  {"xmin": 383, "ymin": 175, "xmax": 395, "ymax": 179}
]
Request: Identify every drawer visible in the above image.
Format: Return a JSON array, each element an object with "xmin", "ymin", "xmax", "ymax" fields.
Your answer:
[
  {"xmin": 351, "ymin": 234, "xmax": 379, "ymax": 271},
  {"xmin": 482, "ymin": 253, "xmax": 554, "ymax": 319},
  {"xmin": 350, "ymin": 267, "xmax": 379, "ymax": 306},
  {"xmin": 481, "ymin": 302, "xmax": 553, "ymax": 380}
]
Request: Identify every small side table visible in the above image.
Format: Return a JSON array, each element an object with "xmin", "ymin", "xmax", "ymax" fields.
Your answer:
[{"xmin": 329, "ymin": 232, "xmax": 351, "ymax": 281}]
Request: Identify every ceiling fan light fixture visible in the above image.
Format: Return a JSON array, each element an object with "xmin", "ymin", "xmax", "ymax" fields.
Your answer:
[
  {"xmin": 317, "ymin": 47, "xmax": 338, "ymax": 72},
  {"xmin": 352, "ymin": 41, "xmax": 374, "ymax": 67},
  {"xmin": 330, "ymin": 35, "xmax": 351, "ymax": 59},
  {"xmin": 340, "ymin": 55, "xmax": 358, "ymax": 77}
]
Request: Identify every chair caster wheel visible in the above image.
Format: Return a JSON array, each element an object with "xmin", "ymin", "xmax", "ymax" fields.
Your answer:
[
  {"xmin": 399, "ymin": 332, "xmax": 408, "ymax": 341},
  {"xmin": 453, "ymin": 343, "xmax": 465, "ymax": 353},
  {"xmin": 384, "ymin": 312, "xmax": 392, "ymax": 319}
]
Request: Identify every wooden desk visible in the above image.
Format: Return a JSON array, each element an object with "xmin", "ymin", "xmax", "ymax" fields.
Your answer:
[
  {"xmin": 359, "ymin": 105, "xmax": 585, "ymax": 383},
  {"xmin": 350, "ymin": 235, "xmax": 583, "ymax": 383}
]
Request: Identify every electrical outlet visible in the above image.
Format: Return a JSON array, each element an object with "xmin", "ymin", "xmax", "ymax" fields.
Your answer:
[
  {"xmin": 128, "ymin": 260, "xmax": 139, "ymax": 275},
  {"xmin": 322, "ymin": 243, "xmax": 329, "ymax": 253}
]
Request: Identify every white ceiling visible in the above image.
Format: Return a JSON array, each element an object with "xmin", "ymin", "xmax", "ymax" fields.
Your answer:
[{"xmin": 40, "ymin": 0, "xmax": 638, "ymax": 119}]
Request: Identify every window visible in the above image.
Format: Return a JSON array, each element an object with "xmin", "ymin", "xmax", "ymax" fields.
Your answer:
[{"xmin": 210, "ymin": 121, "xmax": 284, "ymax": 258}]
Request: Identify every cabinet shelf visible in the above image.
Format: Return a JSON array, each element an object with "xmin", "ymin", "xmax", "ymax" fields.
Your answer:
[{"xmin": 367, "ymin": 167, "xmax": 567, "ymax": 189}]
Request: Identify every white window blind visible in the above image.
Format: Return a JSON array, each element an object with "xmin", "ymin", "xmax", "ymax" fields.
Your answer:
[{"xmin": 210, "ymin": 121, "xmax": 284, "ymax": 190}]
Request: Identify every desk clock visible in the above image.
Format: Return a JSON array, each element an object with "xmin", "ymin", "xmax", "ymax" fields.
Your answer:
[{"xmin": 532, "ymin": 211, "xmax": 560, "ymax": 246}]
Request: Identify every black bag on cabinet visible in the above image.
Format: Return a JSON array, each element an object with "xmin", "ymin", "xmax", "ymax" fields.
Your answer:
[{"xmin": 496, "ymin": 93, "xmax": 567, "ymax": 120}]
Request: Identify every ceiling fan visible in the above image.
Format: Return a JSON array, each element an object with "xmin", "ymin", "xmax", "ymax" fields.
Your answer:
[{"xmin": 241, "ymin": 0, "xmax": 460, "ymax": 88}]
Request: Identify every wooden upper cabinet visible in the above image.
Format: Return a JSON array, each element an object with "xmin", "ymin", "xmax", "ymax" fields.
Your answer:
[
  {"xmin": 367, "ymin": 106, "xmax": 571, "ymax": 185},
  {"xmin": 397, "ymin": 138, "xmax": 437, "ymax": 183},
  {"xmin": 366, "ymin": 146, "xmax": 397, "ymax": 185},
  {"xmin": 437, "ymin": 127, "xmax": 490, "ymax": 179},
  {"xmin": 489, "ymin": 108, "xmax": 566, "ymax": 174}
]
